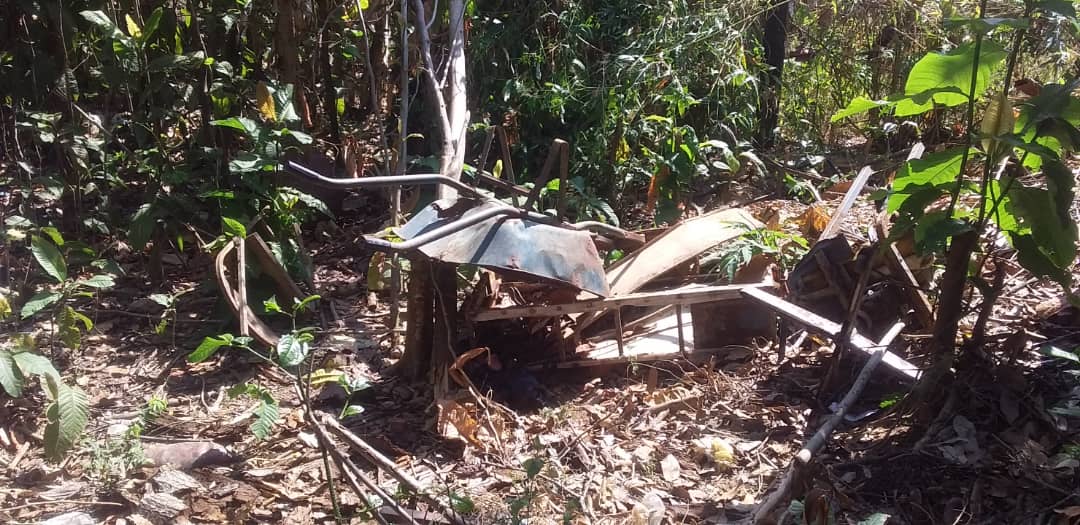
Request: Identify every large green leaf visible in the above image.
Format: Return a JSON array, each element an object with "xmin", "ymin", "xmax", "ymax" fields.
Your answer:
[
  {"xmin": 894, "ymin": 41, "xmax": 1007, "ymax": 116},
  {"xmin": 43, "ymin": 377, "xmax": 89, "ymax": 461},
  {"xmin": 831, "ymin": 96, "xmax": 892, "ymax": 122},
  {"xmin": 20, "ymin": 291, "xmax": 62, "ymax": 319},
  {"xmin": 79, "ymin": 10, "xmax": 133, "ymax": 48},
  {"xmin": 0, "ymin": 351, "xmax": 24, "ymax": 398},
  {"xmin": 276, "ymin": 333, "xmax": 309, "ymax": 368},
  {"xmin": 128, "ymin": 202, "xmax": 159, "ymax": 249},
  {"xmin": 12, "ymin": 351, "xmax": 60, "ymax": 380},
  {"xmin": 188, "ymin": 335, "xmax": 231, "ymax": 363},
  {"xmin": 31, "ymin": 236, "xmax": 67, "ymax": 283},
  {"xmin": 76, "ymin": 274, "xmax": 115, "ymax": 290},
  {"xmin": 888, "ymin": 147, "xmax": 973, "ymax": 213}
]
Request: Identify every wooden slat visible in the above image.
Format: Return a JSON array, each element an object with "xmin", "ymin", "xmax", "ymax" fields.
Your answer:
[
  {"xmin": 576, "ymin": 208, "xmax": 763, "ymax": 331},
  {"xmin": 741, "ymin": 287, "xmax": 921, "ymax": 380},
  {"xmin": 472, "ymin": 283, "xmax": 772, "ymax": 322}
]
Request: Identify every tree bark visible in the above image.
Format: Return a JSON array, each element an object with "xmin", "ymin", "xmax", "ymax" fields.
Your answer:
[{"xmin": 756, "ymin": 0, "xmax": 791, "ymax": 148}]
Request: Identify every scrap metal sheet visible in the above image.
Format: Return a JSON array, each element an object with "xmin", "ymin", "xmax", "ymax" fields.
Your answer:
[{"xmin": 399, "ymin": 200, "xmax": 610, "ymax": 297}]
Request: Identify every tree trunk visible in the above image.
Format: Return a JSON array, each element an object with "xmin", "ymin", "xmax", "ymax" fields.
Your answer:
[{"xmin": 757, "ymin": 0, "xmax": 790, "ymax": 148}]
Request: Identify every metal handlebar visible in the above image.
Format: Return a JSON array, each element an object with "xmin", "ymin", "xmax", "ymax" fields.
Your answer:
[{"xmin": 284, "ymin": 160, "xmax": 639, "ymax": 250}]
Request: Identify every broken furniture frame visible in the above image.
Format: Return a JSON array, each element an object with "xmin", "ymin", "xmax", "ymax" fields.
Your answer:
[{"xmin": 473, "ymin": 281, "xmax": 778, "ymax": 362}]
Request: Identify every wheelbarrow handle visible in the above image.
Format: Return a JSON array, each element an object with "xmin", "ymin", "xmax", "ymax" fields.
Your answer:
[
  {"xmin": 364, "ymin": 205, "xmax": 529, "ymax": 253},
  {"xmin": 284, "ymin": 160, "xmax": 485, "ymax": 200}
]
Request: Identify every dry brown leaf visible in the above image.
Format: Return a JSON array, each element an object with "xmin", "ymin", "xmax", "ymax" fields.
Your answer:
[
  {"xmin": 796, "ymin": 203, "xmax": 830, "ymax": 238},
  {"xmin": 256, "ymin": 81, "xmax": 276, "ymax": 122}
]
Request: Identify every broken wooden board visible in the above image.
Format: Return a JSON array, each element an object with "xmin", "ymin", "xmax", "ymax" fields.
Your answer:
[
  {"xmin": 576, "ymin": 208, "xmax": 763, "ymax": 331},
  {"xmin": 819, "ymin": 165, "xmax": 873, "ymax": 241},
  {"xmin": 472, "ymin": 282, "xmax": 773, "ymax": 322},
  {"xmin": 741, "ymin": 287, "xmax": 921, "ymax": 380}
]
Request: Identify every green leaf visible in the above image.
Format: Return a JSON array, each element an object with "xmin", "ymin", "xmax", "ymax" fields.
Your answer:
[
  {"xmin": 44, "ymin": 378, "xmax": 89, "ymax": 461},
  {"xmin": 888, "ymin": 147, "xmax": 973, "ymax": 213},
  {"xmin": 276, "ymin": 333, "xmax": 309, "ymax": 368},
  {"xmin": 222, "ymin": 217, "xmax": 246, "ymax": 238},
  {"xmin": 0, "ymin": 351, "xmax": 24, "ymax": 397},
  {"xmin": 228, "ymin": 152, "xmax": 276, "ymax": 173},
  {"xmin": 281, "ymin": 188, "xmax": 333, "ymax": 218},
  {"xmin": 147, "ymin": 51, "xmax": 205, "ymax": 72},
  {"xmin": 264, "ymin": 296, "xmax": 283, "ymax": 314},
  {"xmin": 997, "ymin": 171, "xmax": 1077, "ymax": 272},
  {"xmin": 450, "ymin": 494, "xmax": 475, "ymax": 514},
  {"xmin": 12, "ymin": 351, "xmax": 59, "ymax": 380},
  {"xmin": 142, "ymin": 8, "xmax": 164, "ymax": 41},
  {"xmin": 856, "ymin": 513, "xmax": 892, "ymax": 525},
  {"xmin": 944, "ymin": 17, "xmax": 1030, "ymax": 35},
  {"xmin": 57, "ymin": 306, "xmax": 82, "ymax": 350},
  {"xmin": 523, "ymin": 457, "xmax": 544, "ymax": 480},
  {"xmin": 188, "ymin": 335, "xmax": 232, "ymax": 363},
  {"xmin": 31, "ymin": 236, "xmax": 67, "ymax": 283},
  {"xmin": 914, "ymin": 212, "xmax": 972, "ymax": 253},
  {"xmin": 271, "ymin": 84, "xmax": 300, "ymax": 125},
  {"xmin": 894, "ymin": 41, "xmax": 1007, "ymax": 117},
  {"xmin": 80, "ymin": 10, "xmax": 132, "ymax": 47},
  {"xmin": 340, "ymin": 405, "xmax": 364, "ymax": 418},
  {"xmin": 20, "ymin": 291, "xmax": 62, "ymax": 319},
  {"xmin": 77, "ymin": 274, "xmax": 115, "ymax": 290},
  {"xmin": 128, "ymin": 202, "xmax": 159, "ymax": 250},
  {"xmin": 251, "ymin": 397, "xmax": 279, "ymax": 440},
  {"xmin": 284, "ymin": 129, "xmax": 313, "ymax": 145},
  {"xmin": 210, "ymin": 117, "xmax": 259, "ymax": 137},
  {"xmin": 1041, "ymin": 345, "xmax": 1080, "ymax": 364},
  {"xmin": 294, "ymin": 294, "xmax": 321, "ymax": 313},
  {"xmin": 831, "ymin": 96, "xmax": 892, "ymax": 122},
  {"xmin": 40, "ymin": 226, "xmax": 65, "ymax": 247}
]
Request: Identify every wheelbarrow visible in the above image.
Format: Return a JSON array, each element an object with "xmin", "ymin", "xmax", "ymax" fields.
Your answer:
[{"xmin": 284, "ymin": 161, "xmax": 637, "ymax": 297}]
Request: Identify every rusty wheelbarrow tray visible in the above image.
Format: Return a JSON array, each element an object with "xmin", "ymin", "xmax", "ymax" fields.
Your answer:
[{"xmin": 284, "ymin": 161, "xmax": 638, "ymax": 297}]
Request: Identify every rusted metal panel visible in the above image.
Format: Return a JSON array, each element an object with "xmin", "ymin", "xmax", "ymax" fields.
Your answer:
[{"xmin": 399, "ymin": 199, "xmax": 611, "ymax": 297}]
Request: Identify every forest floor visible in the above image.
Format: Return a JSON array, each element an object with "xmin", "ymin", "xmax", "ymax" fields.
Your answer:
[{"xmin": 2, "ymin": 164, "xmax": 1080, "ymax": 525}]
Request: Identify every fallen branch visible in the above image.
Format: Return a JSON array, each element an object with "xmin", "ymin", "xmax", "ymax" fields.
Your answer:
[
  {"xmin": 320, "ymin": 414, "xmax": 467, "ymax": 525},
  {"xmin": 750, "ymin": 322, "xmax": 904, "ymax": 524}
]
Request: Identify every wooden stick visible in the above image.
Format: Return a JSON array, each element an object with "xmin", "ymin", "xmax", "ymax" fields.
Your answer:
[
  {"xmin": 473, "ymin": 282, "xmax": 773, "ymax": 321},
  {"xmin": 613, "ymin": 307, "xmax": 626, "ymax": 357},
  {"xmin": 306, "ymin": 414, "xmax": 400, "ymax": 525},
  {"xmin": 741, "ymin": 287, "xmax": 921, "ymax": 380},
  {"xmin": 751, "ymin": 322, "xmax": 904, "ymax": 523},
  {"xmin": 236, "ymin": 237, "xmax": 248, "ymax": 337},
  {"xmin": 799, "ymin": 322, "xmax": 903, "ymax": 464},
  {"xmin": 557, "ymin": 140, "xmax": 569, "ymax": 220},
  {"xmin": 320, "ymin": 414, "xmax": 466, "ymax": 525}
]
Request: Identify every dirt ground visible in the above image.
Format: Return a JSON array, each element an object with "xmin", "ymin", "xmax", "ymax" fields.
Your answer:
[{"xmin": 2, "ymin": 179, "xmax": 1079, "ymax": 525}]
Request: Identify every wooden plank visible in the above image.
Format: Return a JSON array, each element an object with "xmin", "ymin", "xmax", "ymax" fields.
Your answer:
[
  {"xmin": 820, "ymin": 165, "xmax": 873, "ymax": 240},
  {"xmin": 526, "ymin": 346, "xmax": 734, "ymax": 371},
  {"xmin": 741, "ymin": 287, "xmax": 921, "ymax": 380},
  {"xmin": 576, "ymin": 207, "xmax": 763, "ymax": 331},
  {"xmin": 472, "ymin": 283, "xmax": 772, "ymax": 321}
]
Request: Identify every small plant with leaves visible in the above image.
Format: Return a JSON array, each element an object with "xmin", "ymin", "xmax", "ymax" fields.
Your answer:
[
  {"xmin": 0, "ymin": 335, "xmax": 90, "ymax": 461},
  {"xmin": 702, "ymin": 225, "xmax": 810, "ymax": 281},
  {"xmin": 21, "ymin": 230, "xmax": 117, "ymax": 351}
]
